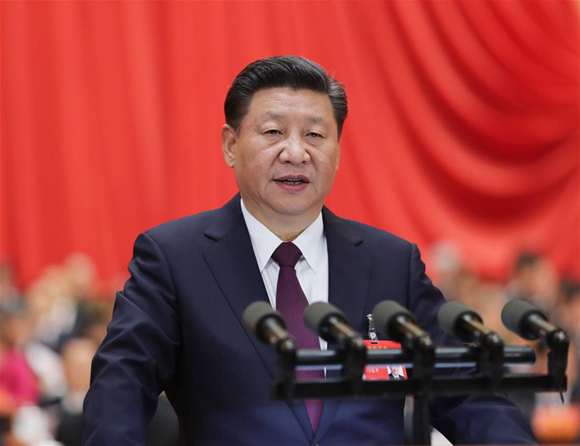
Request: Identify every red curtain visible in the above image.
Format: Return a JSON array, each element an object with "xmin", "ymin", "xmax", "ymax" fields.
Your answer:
[{"xmin": 2, "ymin": 1, "xmax": 578, "ymax": 288}]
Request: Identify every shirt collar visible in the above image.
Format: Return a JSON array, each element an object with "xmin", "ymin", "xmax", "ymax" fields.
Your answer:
[{"xmin": 240, "ymin": 198, "xmax": 324, "ymax": 272}]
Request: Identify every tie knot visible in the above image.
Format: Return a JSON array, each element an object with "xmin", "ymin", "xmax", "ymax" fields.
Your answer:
[{"xmin": 272, "ymin": 242, "xmax": 302, "ymax": 268}]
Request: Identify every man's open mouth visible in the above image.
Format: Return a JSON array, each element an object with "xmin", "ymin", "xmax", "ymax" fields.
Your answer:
[{"xmin": 274, "ymin": 176, "xmax": 310, "ymax": 185}]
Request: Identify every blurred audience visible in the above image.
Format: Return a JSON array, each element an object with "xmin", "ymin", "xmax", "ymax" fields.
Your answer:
[
  {"xmin": 506, "ymin": 252, "xmax": 560, "ymax": 313},
  {"xmin": 0, "ymin": 247, "xmax": 578, "ymax": 445},
  {"xmin": 0, "ymin": 300, "xmax": 39, "ymax": 408},
  {"xmin": 55, "ymin": 339, "xmax": 97, "ymax": 446},
  {"xmin": 0, "ymin": 260, "xmax": 19, "ymax": 302},
  {"xmin": 430, "ymin": 244, "xmax": 580, "ymax": 443}
]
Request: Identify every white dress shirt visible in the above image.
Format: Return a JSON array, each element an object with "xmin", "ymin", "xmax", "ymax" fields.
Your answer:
[{"xmin": 241, "ymin": 199, "xmax": 329, "ymax": 349}]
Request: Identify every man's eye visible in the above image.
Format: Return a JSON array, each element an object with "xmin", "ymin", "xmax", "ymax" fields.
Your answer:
[
  {"xmin": 307, "ymin": 132, "xmax": 322, "ymax": 138},
  {"xmin": 264, "ymin": 129, "xmax": 281, "ymax": 135}
]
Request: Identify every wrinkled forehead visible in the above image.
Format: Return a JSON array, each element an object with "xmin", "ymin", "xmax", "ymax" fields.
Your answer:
[{"xmin": 243, "ymin": 87, "xmax": 336, "ymax": 127}]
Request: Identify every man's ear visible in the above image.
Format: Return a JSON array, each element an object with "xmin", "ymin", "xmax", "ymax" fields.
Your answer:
[{"xmin": 221, "ymin": 124, "xmax": 237, "ymax": 168}]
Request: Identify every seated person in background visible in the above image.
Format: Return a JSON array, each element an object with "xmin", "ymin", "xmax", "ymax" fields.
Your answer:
[
  {"xmin": 0, "ymin": 300, "xmax": 39, "ymax": 408},
  {"xmin": 56, "ymin": 338, "xmax": 96, "ymax": 446}
]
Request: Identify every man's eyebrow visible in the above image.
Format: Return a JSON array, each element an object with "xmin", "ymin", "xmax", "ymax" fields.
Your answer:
[
  {"xmin": 305, "ymin": 116, "xmax": 325, "ymax": 124},
  {"xmin": 256, "ymin": 112, "xmax": 328, "ymax": 124},
  {"xmin": 257, "ymin": 112, "xmax": 284, "ymax": 122}
]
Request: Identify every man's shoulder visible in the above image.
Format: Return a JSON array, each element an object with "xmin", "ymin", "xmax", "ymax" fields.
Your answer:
[
  {"xmin": 141, "ymin": 196, "xmax": 241, "ymax": 250},
  {"xmin": 344, "ymin": 217, "xmax": 412, "ymax": 246},
  {"xmin": 324, "ymin": 208, "xmax": 414, "ymax": 252},
  {"xmin": 146, "ymin": 208, "xmax": 221, "ymax": 240}
]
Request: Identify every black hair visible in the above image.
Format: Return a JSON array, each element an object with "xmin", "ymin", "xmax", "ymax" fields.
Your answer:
[
  {"xmin": 224, "ymin": 55, "xmax": 348, "ymax": 138},
  {"xmin": 559, "ymin": 279, "xmax": 580, "ymax": 302},
  {"xmin": 514, "ymin": 252, "xmax": 541, "ymax": 272}
]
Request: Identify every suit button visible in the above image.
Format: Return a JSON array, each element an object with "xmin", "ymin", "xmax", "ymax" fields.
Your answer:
[{"xmin": 312, "ymin": 444, "xmax": 320, "ymax": 446}]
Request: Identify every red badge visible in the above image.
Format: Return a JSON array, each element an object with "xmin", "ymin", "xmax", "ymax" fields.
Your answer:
[{"xmin": 363, "ymin": 340, "xmax": 408, "ymax": 381}]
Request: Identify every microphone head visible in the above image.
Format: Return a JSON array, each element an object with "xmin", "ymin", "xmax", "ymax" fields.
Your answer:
[
  {"xmin": 372, "ymin": 300, "xmax": 415, "ymax": 340},
  {"xmin": 501, "ymin": 298, "xmax": 549, "ymax": 340},
  {"xmin": 438, "ymin": 300, "xmax": 483, "ymax": 342},
  {"xmin": 303, "ymin": 302, "xmax": 347, "ymax": 341},
  {"xmin": 242, "ymin": 301, "xmax": 285, "ymax": 337}
]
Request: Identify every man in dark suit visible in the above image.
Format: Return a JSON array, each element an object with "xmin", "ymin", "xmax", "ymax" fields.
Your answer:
[
  {"xmin": 388, "ymin": 366, "xmax": 404, "ymax": 381},
  {"xmin": 83, "ymin": 56, "xmax": 535, "ymax": 445}
]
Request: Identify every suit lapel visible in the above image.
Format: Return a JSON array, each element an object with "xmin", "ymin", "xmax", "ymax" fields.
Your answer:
[
  {"xmin": 324, "ymin": 210, "xmax": 373, "ymax": 334},
  {"xmin": 202, "ymin": 196, "xmax": 276, "ymax": 378},
  {"xmin": 201, "ymin": 196, "xmax": 314, "ymax": 440},
  {"xmin": 315, "ymin": 208, "xmax": 374, "ymax": 441}
]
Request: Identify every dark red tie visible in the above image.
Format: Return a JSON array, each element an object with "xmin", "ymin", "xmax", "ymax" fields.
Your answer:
[{"xmin": 272, "ymin": 242, "xmax": 324, "ymax": 433}]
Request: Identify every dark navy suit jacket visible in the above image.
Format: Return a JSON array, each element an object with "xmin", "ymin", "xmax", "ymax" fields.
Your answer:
[{"xmin": 83, "ymin": 195, "xmax": 535, "ymax": 445}]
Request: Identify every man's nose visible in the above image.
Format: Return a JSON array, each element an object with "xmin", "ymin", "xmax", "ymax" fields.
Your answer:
[{"xmin": 279, "ymin": 135, "xmax": 310, "ymax": 164}]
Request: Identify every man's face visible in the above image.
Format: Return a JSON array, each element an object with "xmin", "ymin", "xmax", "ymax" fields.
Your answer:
[
  {"xmin": 392, "ymin": 367, "xmax": 399, "ymax": 376},
  {"xmin": 222, "ymin": 87, "xmax": 340, "ymax": 232}
]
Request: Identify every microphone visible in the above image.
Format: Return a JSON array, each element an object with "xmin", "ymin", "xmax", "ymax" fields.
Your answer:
[
  {"xmin": 502, "ymin": 299, "xmax": 569, "ymax": 391},
  {"xmin": 304, "ymin": 302, "xmax": 366, "ymax": 383},
  {"xmin": 438, "ymin": 300, "xmax": 503, "ymax": 347},
  {"xmin": 372, "ymin": 300, "xmax": 433, "ymax": 350},
  {"xmin": 501, "ymin": 299, "xmax": 568, "ymax": 344},
  {"xmin": 303, "ymin": 302, "xmax": 364, "ymax": 348},
  {"xmin": 243, "ymin": 301, "xmax": 295, "ymax": 353}
]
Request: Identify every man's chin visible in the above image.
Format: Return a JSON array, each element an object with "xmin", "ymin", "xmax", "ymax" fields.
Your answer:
[{"xmin": 270, "ymin": 200, "xmax": 322, "ymax": 218}]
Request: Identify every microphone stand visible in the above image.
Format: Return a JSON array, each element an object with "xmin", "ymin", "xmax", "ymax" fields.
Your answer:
[
  {"xmin": 547, "ymin": 330, "xmax": 569, "ymax": 395},
  {"xmin": 276, "ymin": 337, "xmax": 298, "ymax": 400},
  {"xmin": 340, "ymin": 336, "xmax": 367, "ymax": 395},
  {"xmin": 269, "ymin": 340, "xmax": 568, "ymax": 446},
  {"xmin": 408, "ymin": 335, "xmax": 435, "ymax": 445}
]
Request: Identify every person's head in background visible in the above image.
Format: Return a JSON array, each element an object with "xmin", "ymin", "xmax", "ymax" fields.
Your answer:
[
  {"xmin": 557, "ymin": 279, "xmax": 580, "ymax": 338},
  {"xmin": 0, "ymin": 299, "xmax": 33, "ymax": 351},
  {"xmin": 511, "ymin": 252, "xmax": 559, "ymax": 309},
  {"xmin": 61, "ymin": 338, "xmax": 97, "ymax": 406},
  {"xmin": 0, "ymin": 257, "xmax": 19, "ymax": 301},
  {"xmin": 64, "ymin": 253, "xmax": 98, "ymax": 300}
]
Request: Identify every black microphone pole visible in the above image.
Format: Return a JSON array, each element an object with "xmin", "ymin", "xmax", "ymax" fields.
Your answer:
[{"xmin": 372, "ymin": 301, "xmax": 435, "ymax": 445}]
